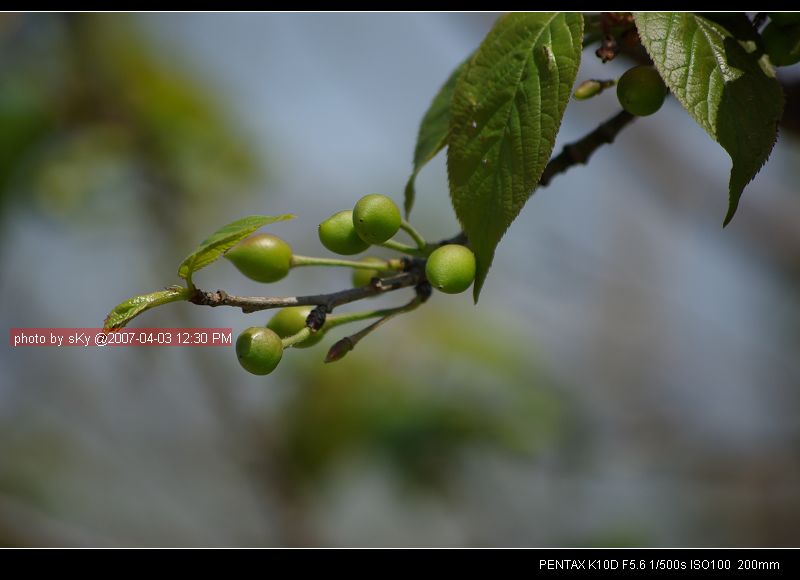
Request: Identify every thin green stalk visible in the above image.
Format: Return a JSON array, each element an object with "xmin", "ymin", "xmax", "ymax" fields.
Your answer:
[
  {"xmin": 281, "ymin": 327, "xmax": 312, "ymax": 348},
  {"xmin": 379, "ymin": 239, "xmax": 427, "ymax": 257},
  {"xmin": 325, "ymin": 297, "xmax": 422, "ymax": 362},
  {"xmin": 325, "ymin": 305, "xmax": 408, "ymax": 330},
  {"xmin": 281, "ymin": 302, "xmax": 415, "ymax": 350},
  {"xmin": 291, "ymin": 255, "xmax": 403, "ymax": 271},
  {"xmin": 399, "ymin": 220, "xmax": 427, "ymax": 252}
]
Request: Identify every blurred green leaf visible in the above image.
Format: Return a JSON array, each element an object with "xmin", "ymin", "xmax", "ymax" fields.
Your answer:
[
  {"xmin": 0, "ymin": 79, "xmax": 55, "ymax": 207},
  {"xmin": 83, "ymin": 15, "xmax": 261, "ymax": 200},
  {"xmin": 0, "ymin": 14, "xmax": 263, "ymax": 225},
  {"xmin": 280, "ymin": 309, "xmax": 563, "ymax": 492}
]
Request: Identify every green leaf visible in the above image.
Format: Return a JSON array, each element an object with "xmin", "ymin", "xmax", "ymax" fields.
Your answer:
[
  {"xmin": 104, "ymin": 286, "xmax": 190, "ymax": 331},
  {"xmin": 635, "ymin": 12, "xmax": 784, "ymax": 225},
  {"xmin": 404, "ymin": 59, "xmax": 468, "ymax": 218},
  {"xmin": 447, "ymin": 13, "xmax": 583, "ymax": 301},
  {"xmin": 177, "ymin": 214, "xmax": 294, "ymax": 283}
]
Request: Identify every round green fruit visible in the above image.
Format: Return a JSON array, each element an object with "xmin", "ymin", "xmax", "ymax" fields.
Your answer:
[
  {"xmin": 762, "ymin": 22, "xmax": 800, "ymax": 66},
  {"xmin": 352, "ymin": 194, "xmax": 401, "ymax": 245},
  {"xmin": 425, "ymin": 244, "xmax": 476, "ymax": 294},
  {"xmin": 616, "ymin": 65, "xmax": 667, "ymax": 117},
  {"xmin": 236, "ymin": 327, "xmax": 283, "ymax": 375},
  {"xmin": 267, "ymin": 306, "xmax": 324, "ymax": 348},
  {"xmin": 351, "ymin": 256, "xmax": 391, "ymax": 288},
  {"xmin": 318, "ymin": 210, "xmax": 371, "ymax": 255},
  {"xmin": 225, "ymin": 233, "xmax": 292, "ymax": 283}
]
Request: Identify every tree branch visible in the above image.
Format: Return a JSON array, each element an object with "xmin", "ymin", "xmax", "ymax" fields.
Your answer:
[
  {"xmin": 538, "ymin": 109, "xmax": 636, "ymax": 188},
  {"xmin": 189, "ymin": 270, "xmax": 423, "ymax": 314}
]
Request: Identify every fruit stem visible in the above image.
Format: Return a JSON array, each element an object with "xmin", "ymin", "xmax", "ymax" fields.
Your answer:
[
  {"xmin": 282, "ymin": 302, "xmax": 418, "ymax": 350},
  {"xmin": 378, "ymin": 239, "xmax": 427, "ymax": 257},
  {"xmin": 282, "ymin": 327, "xmax": 312, "ymax": 348},
  {"xmin": 291, "ymin": 255, "xmax": 404, "ymax": 271},
  {"xmin": 325, "ymin": 304, "xmax": 410, "ymax": 329},
  {"xmin": 324, "ymin": 296, "xmax": 423, "ymax": 363},
  {"xmin": 399, "ymin": 220, "xmax": 428, "ymax": 252}
]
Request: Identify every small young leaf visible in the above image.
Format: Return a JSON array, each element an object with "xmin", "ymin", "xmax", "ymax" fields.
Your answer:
[
  {"xmin": 104, "ymin": 286, "xmax": 190, "ymax": 331},
  {"xmin": 404, "ymin": 58, "xmax": 468, "ymax": 218},
  {"xmin": 635, "ymin": 12, "xmax": 784, "ymax": 225},
  {"xmin": 177, "ymin": 214, "xmax": 294, "ymax": 283},
  {"xmin": 447, "ymin": 13, "xmax": 583, "ymax": 301}
]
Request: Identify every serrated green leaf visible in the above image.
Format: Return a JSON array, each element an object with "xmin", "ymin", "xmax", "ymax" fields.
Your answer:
[
  {"xmin": 104, "ymin": 286, "xmax": 190, "ymax": 331},
  {"xmin": 177, "ymin": 214, "xmax": 294, "ymax": 282},
  {"xmin": 404, "ymin": 59, "xmax": 468, "ymax": 218},
  {"xmin": 635, "ymin": 12, "xmax": 784, "ymax": 225},
  {"xmin": 447, "ymin": 12, "xmax": 583, "ymax": 301}
]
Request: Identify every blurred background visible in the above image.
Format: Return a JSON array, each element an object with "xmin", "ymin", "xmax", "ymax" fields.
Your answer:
[{"xmin": 1, "ymin": 13, "xmax": 799, "ymax": 547}]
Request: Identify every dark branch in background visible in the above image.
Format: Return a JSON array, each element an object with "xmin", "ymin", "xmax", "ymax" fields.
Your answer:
[{"xmin": 538, "ymin": 110, "xmax": 636, "ymax": 188}]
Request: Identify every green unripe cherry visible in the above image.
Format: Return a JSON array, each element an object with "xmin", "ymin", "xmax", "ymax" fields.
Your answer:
[
  {"xmin": 225, "ymin": 233, "xmax": 292, "ymax": 283},
  {"xmin": 352, "ymin": 194, "xmax": 401, "ymax": 245},
  {"xmin": 236, "ymin": 327, "xmax": 283, "ymax": 375},
  {"xmin": 318, "ymin": 210, "xmax": 371, "ymax": 255},
  {"xmin": 267, "ymin": 306, "xmax": 324, "ymax": 348},
  {"xmin": 425, "ymin": 244, "xmax": 476, "ymax": 294},
  {"xmin": 351, "ymin": 256, "xmax": 392, "ymax": 288},
  {"xmin": 762, "ymin": 22, "xmax": 800, "ymax": 67},
  {"xmin": 616, "ymin": 65, "xmax": 667, "ymax": 117}
]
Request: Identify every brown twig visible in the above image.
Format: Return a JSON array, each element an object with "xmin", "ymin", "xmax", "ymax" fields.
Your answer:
[
  {"xmin": 537, "ymin": 110, "xmax": 636, "ymax": 188},
  {"xmin": 190, "ymin": 270, "xmax": 423, "ymax": 314},
  {"xmin": 325, "ymin": 293, "xmax": 425, "ymax": 363}
]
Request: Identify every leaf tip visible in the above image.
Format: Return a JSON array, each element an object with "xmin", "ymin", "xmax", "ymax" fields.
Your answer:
[
  {"xmin": 471, "ymin": 272, "xmax": 485, "ymax": 304},
  {"xmin": 724, "ymin": 178, "xmax": 746, "ymax": 227},
  {"xmin": 722, "ymin": 204, "xmax": 737, "ymax": 228},
  {"xmin": 403, "ymin": 176, "xmax": 416, "ymax": 219}
]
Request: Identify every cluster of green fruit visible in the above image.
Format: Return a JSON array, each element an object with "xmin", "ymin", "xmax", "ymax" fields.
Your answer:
[{"xmin": 224, "ymin": 193, "xmax": 477, "ymax": 375}]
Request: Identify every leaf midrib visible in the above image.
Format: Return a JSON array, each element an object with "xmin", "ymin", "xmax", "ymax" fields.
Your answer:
[
  {"xmin": 468, "ymin": 13, "xmax": 558, "ymax": 244},
  {"xmin": 475, "ymin": 13, "xmax": 557, "ymax": 166}
]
